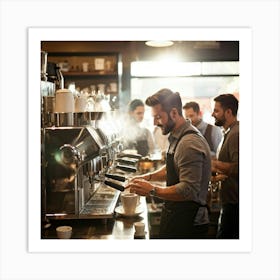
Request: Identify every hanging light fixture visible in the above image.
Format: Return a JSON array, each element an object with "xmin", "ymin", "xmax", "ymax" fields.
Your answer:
[{"xmin": 145, "ymin": 40, "xmax": 174, "ymax": 47}]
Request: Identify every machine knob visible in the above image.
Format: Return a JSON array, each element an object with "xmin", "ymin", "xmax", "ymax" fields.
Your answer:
[{"xmin": 59, "ymin": 144, "xmax": 81, "ymax": 166}]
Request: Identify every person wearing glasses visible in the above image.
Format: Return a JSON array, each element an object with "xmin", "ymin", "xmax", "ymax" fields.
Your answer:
[{"xmin": 127, "ymin": 89, "xmax": 211, "ymax": 239}]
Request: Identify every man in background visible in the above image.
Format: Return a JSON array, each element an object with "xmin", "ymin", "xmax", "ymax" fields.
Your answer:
[
  {"xmin": 183, "ymin": 101, "xmax": 222, "ymax": 158},
  {"xmin": 121, "ymin": 99, "xmax": 155, "ymax": 156},
  {"xmin": 211, "ymin": 94, "xmax": 239, "ymax": 239}
]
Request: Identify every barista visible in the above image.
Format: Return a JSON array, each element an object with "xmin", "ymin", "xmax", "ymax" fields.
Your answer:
[{"xmin": 127, "ymin": 89, "xmax": 211, "ymax": 239}]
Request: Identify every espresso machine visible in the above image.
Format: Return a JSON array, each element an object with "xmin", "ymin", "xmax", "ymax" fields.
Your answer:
[
  {"xmin": 42, "ymin": 115, "xmax": 122, "ymax": 219},
  {"xmin": 42, "ymin": 111, "xmax": 143, "ymax": 220},
  {"xmin": 41, "ymin": 51, "xmax": 141, "ymax": 222}
]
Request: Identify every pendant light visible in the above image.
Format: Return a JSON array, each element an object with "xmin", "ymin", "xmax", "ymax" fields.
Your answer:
[{"xmin": 145, "ymin": 40, "xmax": 174, "ymax": 47}]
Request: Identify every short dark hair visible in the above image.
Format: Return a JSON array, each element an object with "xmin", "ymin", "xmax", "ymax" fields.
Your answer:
[
  {"xmin": 128, "ymin": 99, "xmax": 144, "ymax": 112},
  {"xmin": 214, "ymin": 94, "xmax": 239, "ymax": 116},
  {"xmin": 183, "ymin": 101, "xmax": 200, "ymax": 113},
  {"xmin": 145, "ymin": 88, "xmax": 183, "ymax": 116}
]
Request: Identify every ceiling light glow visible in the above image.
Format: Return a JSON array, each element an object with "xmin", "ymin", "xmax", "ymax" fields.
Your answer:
[{"xmin": 145, "ymin": 40, "xmax": 174, "ymax": 47}]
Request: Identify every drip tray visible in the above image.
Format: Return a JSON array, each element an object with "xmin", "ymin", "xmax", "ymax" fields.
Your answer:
[{"xmin": 79, "ymin": 185, "xmax": 120, "ymax": 219}]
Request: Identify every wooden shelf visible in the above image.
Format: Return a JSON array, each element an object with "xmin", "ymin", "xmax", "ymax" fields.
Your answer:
[
  {"xmin": 47, "ymin": 52, "xmax": 121, "ymax": 100},
  {"xmin": 62, "ymin": 71, "xmax": 117, "ymax": 77}
]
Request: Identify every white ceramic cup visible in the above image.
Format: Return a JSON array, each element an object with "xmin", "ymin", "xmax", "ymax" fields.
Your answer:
[
  {"xmin": 134, "ymin": 222, "xmax": 145, "ymax": 236},
  {"xmin": 97, "ymin": 83, "xmax": 105, "ymax": 93},
  {"xmin": 75, "ymin": 96, "xmax": 87, "ymax": 112},
  {"xmin": 110, "ymin": 82, "xmax": 117, "ymax": 92},
  {"xmin": 120, "ymin": 193, "xmax": 138, "ymax": 215},
  {"xmin": 82, "ymin": 62, "xmax": 89, "ymax": 72},
  {"xmin": 94, "ymin": 58, "xmax": 105, "ymax": 70},
  {"xmin": 56, "ymin": 226, "xmax": 72, "ymax": 239}
]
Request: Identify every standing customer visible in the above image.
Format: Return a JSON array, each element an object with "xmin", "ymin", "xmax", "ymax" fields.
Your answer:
[
  {"xmin": 211, "ymin": 94, "xmax": 239, "ymax": 239},
  {"xmin": 127, "ymin": 88, "xmax": 211, "ymax": 239},
  {"xmin": 121, "ymin": 99, "xmax": 155, "ymax": 157},
  {"xmin": 183, "ymin": 101, "xmax": 223, "ymax": 158}
]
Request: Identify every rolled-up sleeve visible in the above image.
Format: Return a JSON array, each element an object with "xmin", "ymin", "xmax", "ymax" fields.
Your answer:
[{"xmin": 174, "ymin": 136, "xmax": 205, "ymax": 200}]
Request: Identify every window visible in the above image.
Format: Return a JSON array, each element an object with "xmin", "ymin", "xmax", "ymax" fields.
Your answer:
[{"xmin": 131, "ymin": 61, "xmax": 239, "ymax": 127}]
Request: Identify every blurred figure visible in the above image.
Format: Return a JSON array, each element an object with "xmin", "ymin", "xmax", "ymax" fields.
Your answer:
[
  {"xmin": 211, "ymin": 94, "xmax": 239, "ymax": 239},
  {"xmin": 121, "ymin": 99, "xmax": 155, "ymax": 157},
  {"xmin": 183, "ymin": 101, "xmax": 222, "ymax": 158}
]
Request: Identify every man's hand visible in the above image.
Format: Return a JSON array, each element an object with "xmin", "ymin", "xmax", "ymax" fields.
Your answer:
[{"xmin": 127, "ymin": 179, "xmax": 154, "ymax": 196}]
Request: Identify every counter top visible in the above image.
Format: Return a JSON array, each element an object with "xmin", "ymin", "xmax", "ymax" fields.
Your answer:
[{"xmin": 42, "ymin": 196, "xmax": 149, "ymax": 240}]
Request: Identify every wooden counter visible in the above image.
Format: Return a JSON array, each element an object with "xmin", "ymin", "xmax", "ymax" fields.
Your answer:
[{"xmin": 42, "ymin": 196, "xmax": 149, "ymax": 240}]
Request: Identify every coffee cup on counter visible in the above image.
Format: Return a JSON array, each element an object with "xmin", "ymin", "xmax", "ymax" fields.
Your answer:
[
  {"xmin": 120, "ymin": 193, "xmax": 138, "ymax": 215},
  {"xmin": 56, "ymin": 226, "xmax": 72, "ymax": 239},
  {"xmin": 134, "ymin": 221, "xmax": 145, "ymax": 236}
]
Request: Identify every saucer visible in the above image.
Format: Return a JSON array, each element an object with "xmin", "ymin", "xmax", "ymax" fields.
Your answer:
[
  {"xmin": 134, "ymin": 232, "xmax": 146, "ymax": 239},
  {"xmin": 134, "ymin": 231, "xmax": 147, "ymax": 237},
  {"xmin": 115, "ymin": 204, "xmax": 144, "ymax": 217}
]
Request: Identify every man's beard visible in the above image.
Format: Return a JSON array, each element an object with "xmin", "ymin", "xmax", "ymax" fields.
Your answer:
[
  {"xmin": 159, "ymin": 116, "xmax": 175, "ymax": 135},
  {"xmin": 214, "ymin": 116, "xmax": 226, "ymax": 127}
]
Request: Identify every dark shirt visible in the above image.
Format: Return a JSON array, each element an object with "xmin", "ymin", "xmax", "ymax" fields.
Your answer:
[
  {"xmin": 168, "ymin": 119, "xmax": 212, "ymax": 225},
  {"xmin": 218, "ymin": 121, "xmax": 239, "ymax": 204}
]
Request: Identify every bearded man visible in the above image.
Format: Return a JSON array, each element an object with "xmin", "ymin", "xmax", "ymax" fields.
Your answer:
[
  {"xmin": 127, "ymin": 88, "xmax": 211, "ymax": 239},
  {"xmin": 211, "ymin": 94, "xmax": 239, "ymax": 239}
]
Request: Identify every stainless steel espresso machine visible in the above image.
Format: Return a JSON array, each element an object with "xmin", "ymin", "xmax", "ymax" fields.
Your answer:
[
  {"xmin": 42, "ymin": 113, "xmax": 127, "ymax": 220},
  {"xmin": 41, "ymin": 51, "xmax": 140, "ymax": 223}
]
